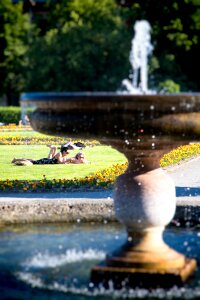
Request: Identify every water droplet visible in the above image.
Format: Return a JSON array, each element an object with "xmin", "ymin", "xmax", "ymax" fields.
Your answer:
[
  {"xmin": 89, "ymin": 282, "xmax": 94, "ymax": 288},
  {"xmin": 186, "ymin": 103, "xmax": 191, "ymax": 109}
]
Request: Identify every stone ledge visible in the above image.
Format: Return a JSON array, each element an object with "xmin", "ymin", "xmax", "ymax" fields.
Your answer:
[
  {"xmin": 0, "ymin": 197, "xmax": 200, "ymax": 226},
  {"xmin": 0, "ymin": 198, "xmax": 115, "ymax": 225}
]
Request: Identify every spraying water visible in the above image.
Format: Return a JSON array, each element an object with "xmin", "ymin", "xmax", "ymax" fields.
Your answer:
[{"xmin": 122, "ymin": 20, "xmax": 154, "ymax": 94}]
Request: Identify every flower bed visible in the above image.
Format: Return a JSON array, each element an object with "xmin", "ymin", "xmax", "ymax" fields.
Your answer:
[
  {"xmin": 0, "ymin": 163, "xmax": 128, "ymax": 193},
  {"xmin": 0, "ymin": 125, "xmax": 100, "ymax": 146},
  {"xmin": 0, "ymin": 136, "xmax": 99, "ymax": 146},
  {"xmin": 160, "ymin": 143, "xmax": 200, "ymax": 167},
  {"xmin": 0, "ymin": 124, "xmax": 32, "ymax": 131}
]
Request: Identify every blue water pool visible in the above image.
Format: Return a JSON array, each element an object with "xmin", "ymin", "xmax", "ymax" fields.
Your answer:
[{"xmin": 0, "ymin": 223, "xmax": 199, "ymax": 300}]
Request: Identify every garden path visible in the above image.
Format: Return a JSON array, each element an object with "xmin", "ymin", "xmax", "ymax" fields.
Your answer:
[{"xmin": 166, "ymin": 154, "xmax": 200, "ymax": 198}]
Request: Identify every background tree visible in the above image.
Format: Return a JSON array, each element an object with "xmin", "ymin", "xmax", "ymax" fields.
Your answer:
[
  {"xmin": 1, "ymin": 0, "xmax": 200, "ymax": 103},
  {"xmin": 24, "ymin": 0, "xmax": 131, "ymax": 91},
  {"xmin": 0, "ymin": 0, "xmax": 33, "ymax": 105}
]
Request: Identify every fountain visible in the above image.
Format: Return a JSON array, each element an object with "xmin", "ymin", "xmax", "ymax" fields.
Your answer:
[
  {"xmin": 122, "ymin": 20, "xmax": 154, "ymax": 94},
  {"xmin": 20, "ymin": 20, "xmax": 200, "ymax": 290}
]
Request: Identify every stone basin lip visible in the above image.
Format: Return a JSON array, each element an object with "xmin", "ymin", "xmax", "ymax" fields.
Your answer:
[
  {"xmin": 21, "ymin": 91, "xmax": 200, "ymax": 141},
  {"xmin": 0, "ymin": 192, "xmax": 199, "ymax": 226},
  {"xmin": 21, "ymin": 91, "xmax": 200, "ymax": 102}
]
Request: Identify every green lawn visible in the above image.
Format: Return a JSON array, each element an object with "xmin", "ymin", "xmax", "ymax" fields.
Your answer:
[{"xmin": 0, "ymin": 145, "xmax": 127, "ymax": 180}]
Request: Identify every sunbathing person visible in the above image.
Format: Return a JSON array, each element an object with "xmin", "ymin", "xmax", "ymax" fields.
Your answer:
[
  {"xmin": 66, "ymin": 152, "xmax": 90, "ymax": 164},
  {"xmin": 12, "ymin": 145, "xmax": 70, "ymax": 165},
  {"xmin": 44, "ymin": 142, "xmax": 81, "ymax": 158}
]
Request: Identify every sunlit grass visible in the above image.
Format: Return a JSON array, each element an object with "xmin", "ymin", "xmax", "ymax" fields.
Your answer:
[{"xmin": 0, "ymin": 145, "xmax": 127, "ymax": 181}]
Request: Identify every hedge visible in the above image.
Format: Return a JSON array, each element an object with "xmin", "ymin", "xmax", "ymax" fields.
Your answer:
[{"xmin": 0, "ymin": 106, "xmax": 21, "ymax": 124}]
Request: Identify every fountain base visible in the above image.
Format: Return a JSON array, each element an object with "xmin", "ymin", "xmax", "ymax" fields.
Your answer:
[{"xmin": 91, "ymin": 243, "xmax": 197, "ymax": 289}]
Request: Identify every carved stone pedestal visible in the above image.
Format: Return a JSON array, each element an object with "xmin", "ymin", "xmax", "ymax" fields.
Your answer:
[{"xmin": 91, "ymin": 149, "xmax": 197, "ymax": 288}]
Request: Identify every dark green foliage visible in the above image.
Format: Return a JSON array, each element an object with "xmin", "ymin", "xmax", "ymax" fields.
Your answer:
[
  {"xmin": 0, "ymin": 0, "xmax": 34, "ymax": 104},
  {"xmin": 158, "ymin": 80, "xmax": 180, "ymax": 93},
  {"xmin": 0, "ymin": 106, "xmax": 21, "ymax": 124},
  {"xmin": 1, "ymin": 0, "xmax": 200, "ymax": 101},
  {"xmin": 24, "ymin": 0, "xmax": 131, "ymax": 91}
]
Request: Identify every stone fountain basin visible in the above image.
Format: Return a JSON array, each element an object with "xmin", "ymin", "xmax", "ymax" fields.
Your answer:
[
  {"xmin": 21, "ymin": 92, "xmax": 200, "ymax": 142},
  {"xmin": 19, "ymin": 92, "xmax": 200, "ymax": 288}
]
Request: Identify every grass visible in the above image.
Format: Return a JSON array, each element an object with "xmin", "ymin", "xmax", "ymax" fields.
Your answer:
[
  {"xmin": 5, "ymin": 125, "xmax": 199, "ymax": 193},
  {"xmin": 0, "ymin": 145, "xmax": 127, "ymax": 181}
]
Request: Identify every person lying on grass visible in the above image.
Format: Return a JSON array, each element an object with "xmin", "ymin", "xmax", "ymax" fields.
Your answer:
[
  {"xmin": 12, "ymin": 145, "xmax": 70, "ymax": 165},
  {"xmin": 11, "ymin": 145, "xmax": 90, "ymax": 166},
  {"xmin": 49, "ymin": 144, "xmax": 89, "ymax": 164},
  {"xmin": 67, "ymin": 152, "xmax": 90, "ymax": 164}
]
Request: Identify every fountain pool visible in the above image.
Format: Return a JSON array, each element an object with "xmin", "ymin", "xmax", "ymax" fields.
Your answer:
[{"xmin": 0, "ymin": 223, "xmax": 200, "ymax": 300}]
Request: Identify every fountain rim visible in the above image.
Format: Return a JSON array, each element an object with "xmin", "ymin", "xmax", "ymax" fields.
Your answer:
[{"xmin": 20, "ymin": 92, "xmax": 200, "ymax": 102}]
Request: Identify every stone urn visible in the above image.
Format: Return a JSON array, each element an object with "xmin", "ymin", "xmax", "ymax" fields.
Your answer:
[{"xmin": 21, "ymin": 92, "xmax": 200, "ymax": 288}]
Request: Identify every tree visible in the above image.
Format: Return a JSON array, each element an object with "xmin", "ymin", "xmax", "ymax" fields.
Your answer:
[
  {"xmin": 2, "ymin": 0, "xmax": 200, "ymax": 100},
  {"xmin": 0, "ymin": 0, "xmax": 33, "ymax": 105},
  {"xmin": 24, "ymin": 0, "xmax": 131, "ymax": 91}
]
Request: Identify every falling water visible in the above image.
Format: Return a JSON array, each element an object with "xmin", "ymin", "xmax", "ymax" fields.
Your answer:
[{"xmin": 122, "ymin": 20, "xmax": 154, "ymax": 94}]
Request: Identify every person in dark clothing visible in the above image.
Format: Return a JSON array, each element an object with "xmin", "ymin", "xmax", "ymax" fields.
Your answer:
[{"xmin": 12, "ymin": 145, "xmax": 70, "ymax": 166}]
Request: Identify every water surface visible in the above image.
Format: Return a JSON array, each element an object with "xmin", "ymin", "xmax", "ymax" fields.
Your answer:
[{"xmin": 0, "ymin": 223, "xmax": 199, "ymax": 300}]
